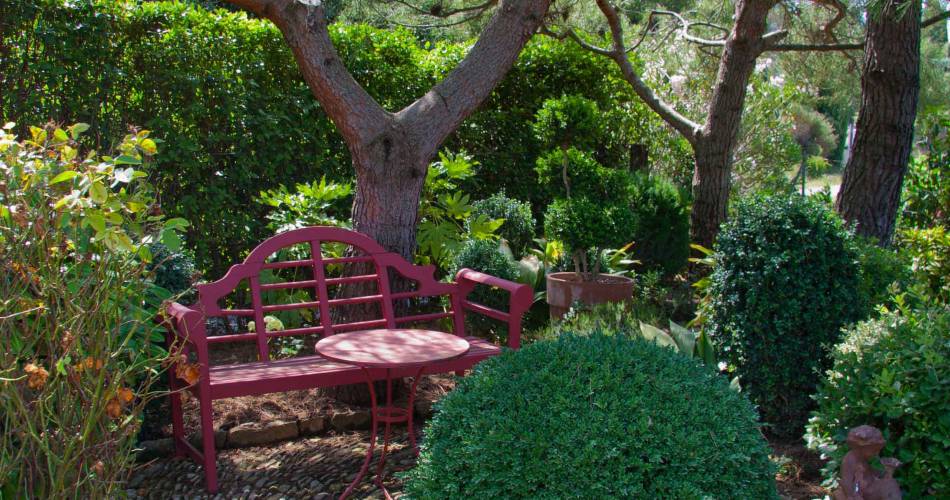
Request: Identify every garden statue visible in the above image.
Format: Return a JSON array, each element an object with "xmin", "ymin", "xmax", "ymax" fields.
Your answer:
[{"xmin": 833, "ymin": 425, "xmax": 902, "ymax": 500}]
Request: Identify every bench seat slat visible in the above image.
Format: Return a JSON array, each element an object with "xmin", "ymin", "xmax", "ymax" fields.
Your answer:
[{"xmin": 207, "ymin": 336, "xmax": 500, "ymax": 399}]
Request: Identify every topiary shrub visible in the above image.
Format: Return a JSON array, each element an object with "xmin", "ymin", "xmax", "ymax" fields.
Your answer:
[
  {"xmin": 451, "ymin": 239, "xmax": 520, "ymax": 340},
  {"xmin": 470, "ymin": 192, "xmax": 535, "ymax": 259},
  {"xmin": 709, "ymin": 194, "xmax": 866, "ymax": 437},
  {"xmin": 404, "ymin": 334, "xmax": 777, "ymax": 498},
  {"xmin": 805, "ymin": 304, "xmax": 950, "ymax": 497},
  {"xmin": 625, "ymin": 172, "xmax": 690, "ymax": 275}
]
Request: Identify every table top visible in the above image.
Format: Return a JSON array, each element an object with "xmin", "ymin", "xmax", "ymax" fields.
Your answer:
[{"xmin": 314, "ymin": 329, "xmax": 470, "ymax": 368}]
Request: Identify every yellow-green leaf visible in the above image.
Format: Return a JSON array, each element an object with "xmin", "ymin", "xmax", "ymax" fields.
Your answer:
[
  {"xmin": 50, "ymin": 170, "xmax": 79, "ymax": 184},
  {"xmin": 89, "ymin": 181, "xmax": 108, "ymax": 204},
  {"xmin": 140, "ymin": 138, "xmax": 157, "ymax": 154},
  {"xmin": 69, "ymin": 123, "xmax": 90, "ymax": 139}
]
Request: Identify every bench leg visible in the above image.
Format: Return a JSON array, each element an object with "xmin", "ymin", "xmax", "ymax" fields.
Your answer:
[
  {"xmin": 168, "ymin": 372, "xmax": 186, "ymax": 458},
  {"xmin": 199, "ymin": 395, "xmax": 219, "ymax": 493}
]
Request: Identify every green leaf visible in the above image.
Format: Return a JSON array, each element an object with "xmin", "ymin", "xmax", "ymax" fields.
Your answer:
[
  {"xmin": 29, "ymin": 126, "xmax": 46, "ymax": 143},
  {"xmin": 53, "ymin": 128, "xmax": 69, "ymax": 143},
  {"xmin": 69, "ymin": 123, "xmax": 90, "ymax": 139},
  {"xmin": 164, "ymin": 217, "xmax": 190, "ymax": 231},
  {"xmin": 137, "ymin": 244, "xmax": 153, "ymax": 263},
  {"xmin": 468, "ymin": 215, "xmax": 504, "ymax": 238},
  {"xmin": 639, "ymin": 321, "xmax": 678, "ymax": 351},
  {"xmin": 85, "ymin": 214, "xmax": 106, "ymax": 233},
  {"xmin": 50, "ymin": 170, "xmax": 79, "ymax": 184},
  {"xmin": 668, "ymin": 321, "xmax": 697, "ymax": 357},
  {"xmin": 161, "ymin": 229, "xmax": 182, "ymax": 251},
  {"xmin": 113, "ymin": 154, "xmax": 142, "ymax": 165},
  {"xmin": 89, "ymin": 181, "xmax": 108, "ymax": 204}
]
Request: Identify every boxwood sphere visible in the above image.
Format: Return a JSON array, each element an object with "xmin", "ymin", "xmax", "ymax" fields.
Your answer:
[
  {"xmin": 709, "ymin": 194, "xmax": 865, "ymax": 437},
  {"xmin": 403, "ymin": 334, "xmax": 777, "ymax": 499}
]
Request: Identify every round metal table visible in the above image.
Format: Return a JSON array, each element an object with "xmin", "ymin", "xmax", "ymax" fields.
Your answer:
[{"xmin": 315, "ymin": 329, "xmax": 470, "ymax": 499}]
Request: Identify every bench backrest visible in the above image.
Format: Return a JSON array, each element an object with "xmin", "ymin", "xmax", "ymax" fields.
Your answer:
[{"xmin": 196, "ymin": 226, "xmax": 458, "ymax": 361}]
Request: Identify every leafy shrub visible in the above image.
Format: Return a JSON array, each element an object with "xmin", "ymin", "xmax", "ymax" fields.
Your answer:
[
  {"xmin": 257, "ymin": 176, "xmax": 354, "ymax": 233},
  {"xmin": 417, "ymin": 151, "xmax": 502, "ymax": 272},
  {"xmin": 532, "ymin": 95, "xmax": 602, "ymax": 150},
  {"xmin": 900, "ymin": 132, "xmax": 948, "ymax": 230},
  {"xmin": 709, "ymin": 194, "xmax": 866, "ymax": 437},
  {"xmin": 147, "ymin": 243, "xmax": 197, "ymax": 303},
  {"xmin": 0, "ymin": 123, "xmax": 185, "ymax": 496},
  {"xmin": 625, "ymin": 172, "xmax": 690, "ymax": 275},
  {"xmin": 451, "ymin": 239, "xmax": 520, "ymax": 340},
  {"xmin": 404, "ymin": 334, "xmax": 776, "ymax": 498},
  {"xmin": 534, "ymin": 147, "xmax": 630, "ymax": 200},
  {"xmin": 852, "ymin": 237, "xmax": 910, "ymax": 310},
  {"xmin": 805, "ymin": 303, "xmax": 950, "ymax": 497},
  {"xmin": 470, "ymin": 192, "xmax": 535, "ymax": 259},
  {"xmin": 897, "ymin": 226, "xmax": 950, "ymax": 304}
]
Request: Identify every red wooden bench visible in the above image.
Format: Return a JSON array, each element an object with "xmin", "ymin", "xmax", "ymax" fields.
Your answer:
[{"xmin": 159, "ymin": 226, "xmax": 532, "ymax": 492}]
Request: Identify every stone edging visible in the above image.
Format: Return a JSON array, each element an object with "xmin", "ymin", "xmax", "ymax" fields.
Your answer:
[{"xmin": 137, "ymin": 407, "xmax": 378, "ymax": 462}]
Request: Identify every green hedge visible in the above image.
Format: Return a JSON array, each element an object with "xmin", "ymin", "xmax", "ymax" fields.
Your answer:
[
  {"xmin": 709, "ymin": 194, "xmax": 866, "ymax": 437},
  {"xmin": 404, "ymin": 334, "xmax": 777, "ymax": 498},
  {"xmin": 1, "ymin": 0, "xmax": 689, "ymax": 276}
]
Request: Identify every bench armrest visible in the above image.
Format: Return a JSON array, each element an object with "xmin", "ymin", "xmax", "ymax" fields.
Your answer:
[
  {"xmin": 454, "ymin": 268, "xmax": 534, "ymax": 349},
  {"xmin": 156, "ymin": 302, "xmax": 209, "ymax": 366}
]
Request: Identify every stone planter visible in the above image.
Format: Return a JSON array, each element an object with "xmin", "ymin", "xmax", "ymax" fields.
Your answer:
[{"xmin": 546, "ymin": 272, "xmax": 634, "ymax": 319}]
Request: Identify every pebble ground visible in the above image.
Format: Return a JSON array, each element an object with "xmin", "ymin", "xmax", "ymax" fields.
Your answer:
[{"xmin": 128, "ymin": 429, "xmax": 417, "ymax": 499}]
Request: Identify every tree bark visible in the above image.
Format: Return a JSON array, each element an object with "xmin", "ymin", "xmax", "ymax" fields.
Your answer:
[
  {"xmin": 835, "ymin": 0, "xmax": 921, "ymax": 246},
  {"xmin": 688, "ymin": 0, "xmax": 775, "ymax": 248}
]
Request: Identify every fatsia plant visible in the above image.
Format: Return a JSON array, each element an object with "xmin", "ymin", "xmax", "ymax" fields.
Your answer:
[{"xmin": 416, "ymin": 150, "xmax": 503, "ymax": 271}]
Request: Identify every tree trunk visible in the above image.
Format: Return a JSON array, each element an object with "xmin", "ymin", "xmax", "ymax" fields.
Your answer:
[
  {"xmin": 628, "ymin": 143, "xmax": 648, "ymax": 172},
  {"xmin": 349, "ymin": 133, "xmax": 428, "ymax": 261},
  {"xmin": 592, "ymin": 0, "xmax": 775, "ymax": 250},
  {"xmin": 690, "ymin": 138, "xmax": 734, "ymax": 249},
  {"xmin": 689, "ymin": 0, "xmax": 774, "ymax": 249},
  {"xmin": 224, "ymin": 0, "xmax": 552, "ymax": 406},
  {"xmin": 835, "ymin": 0, "xmax": 921, "ymax": 245}
]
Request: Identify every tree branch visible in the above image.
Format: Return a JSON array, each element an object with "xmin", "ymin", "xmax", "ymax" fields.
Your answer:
[
  {"xmin": 228, "ymin": 0, "xmax": 392, "ymax": 145},
  {"xmin": 385, "ymin": 0, "xmax": 498, "ymax": 18},
  {"xmin": 593, "ymin": 0, "xmax": 702, "ymax": 143},
  {"xmin": 767, "ymin": 41, "xmax": 863, "ymax": 51},
  {"xmin": 922, "ymin": 10, "xmax": 950, "ymax": 28},
  {"xmin": 400, "ymin": 0, "xmax": 552, "ymax": 155}
]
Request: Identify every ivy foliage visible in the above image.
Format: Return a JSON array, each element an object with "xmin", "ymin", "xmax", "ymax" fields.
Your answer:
[
  {"xmin": 709, "ymin": 194, "xmax": 866, "ymax": 437},
  {"xmin": 404, "ymin": 334, "xmax": 777, "ymax": 499}
]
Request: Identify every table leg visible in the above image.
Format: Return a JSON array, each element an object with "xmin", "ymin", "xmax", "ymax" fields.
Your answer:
[
  {"xmin": 339, "ymin": 367, "xmax": 378, "ymax": 500},
  {"xmin": 338, "ymin": 366, "xmax": 427, "ymax": 500}
]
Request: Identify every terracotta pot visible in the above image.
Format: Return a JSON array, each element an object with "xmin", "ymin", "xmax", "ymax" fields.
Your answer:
[{"xmin": 546, "ymin": 272, "xmax": 634, "ymax": 319}]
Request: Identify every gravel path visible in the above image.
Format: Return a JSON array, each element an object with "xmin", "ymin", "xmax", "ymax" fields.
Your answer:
[{"xmin": 128, "ymin": 429, "xmax": 418, "ymax": 499}]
